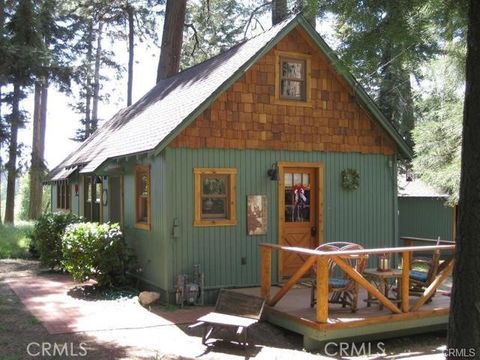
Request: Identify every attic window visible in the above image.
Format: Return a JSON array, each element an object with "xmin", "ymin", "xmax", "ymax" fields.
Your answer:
[
  {"xmin": 135, "ymin": 165, "xmax": 151, "ymax": 230},
  {"xmin": 275, "ymin": 51, "xmax": 311, "ymax": 105},
  {"xmin": 280, "ymin": 58, "xmax": 306, "ymax": 100},
  {"xmin": 194, "ymin": 168, "xmax": 237, "ymax": 227}
]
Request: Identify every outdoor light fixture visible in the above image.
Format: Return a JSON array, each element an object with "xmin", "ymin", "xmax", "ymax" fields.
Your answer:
[
  {"xmin": 267, "ymin": 163, "xmax": 278, "ymax": 181},
  {"xmin": 102, "ymin": 189, "xmax": 108, "ymax": 206},
  {"xmin": 74, "ymin": 184, "xmax": 79, "ymax": 197}
]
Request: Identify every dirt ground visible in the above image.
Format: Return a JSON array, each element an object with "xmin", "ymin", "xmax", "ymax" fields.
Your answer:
[{"xmin": 0, "ymin": 259, "xmax": 447, "ymax": 360}]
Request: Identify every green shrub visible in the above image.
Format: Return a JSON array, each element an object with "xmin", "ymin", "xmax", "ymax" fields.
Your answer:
[
  {"xmin": 31, "ymin": 213, "xmax": 82, "ymax": 269},
  {"xmin": 62, "ymin": 222, "xmax": 129, "ymax": 287},
  {"xmin": 0, "ymin": 222, "xmax": 34, "ymax": 259}
]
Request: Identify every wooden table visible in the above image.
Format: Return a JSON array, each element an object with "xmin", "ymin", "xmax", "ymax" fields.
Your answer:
[{"xmin": 364, "ymin": 268, "xmax": 402, "ymax": 310}]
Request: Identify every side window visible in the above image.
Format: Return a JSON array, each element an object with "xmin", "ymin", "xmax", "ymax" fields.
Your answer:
[
  {"xmin": 194, "ymin": 168, "xmax": 237, "ymax": 226},
  {"xmin": 56, "ymin": 182, "xmax": 70, "ymax": 210},
  {"xmin": 135, "ymin": 165, "xmax": 151, "ymax": 230}
]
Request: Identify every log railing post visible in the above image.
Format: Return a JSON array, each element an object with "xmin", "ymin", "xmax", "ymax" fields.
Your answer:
[
  {"xmin": 316, "ymin": 256, "xmax": 329, "ymax": 323},
  {"xmin": 260, "ymin": 246, "xmax": 272, "ymax": 302},
  {"xmin": 401, "ymin": 250, "xmax": 410, "ymax": 312}
]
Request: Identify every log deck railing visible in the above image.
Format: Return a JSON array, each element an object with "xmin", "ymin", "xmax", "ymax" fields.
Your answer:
[{"xmin": 259, "ymin": 242, "xmax": 456, "ymax": 323}]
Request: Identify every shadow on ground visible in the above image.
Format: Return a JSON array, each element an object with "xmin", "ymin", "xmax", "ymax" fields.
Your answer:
[{"xmin": 0, "ymin": 260, "xmax": 149, "ymax": 359}]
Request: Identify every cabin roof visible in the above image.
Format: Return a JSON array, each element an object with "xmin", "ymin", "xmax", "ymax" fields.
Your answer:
[
  {"xmin": 398, "ymin": 178, "xmax": 448, "ymax": 198},
  {"xmin": 48, "ymin": 14, "xmax": 412, "ymax": 181}
]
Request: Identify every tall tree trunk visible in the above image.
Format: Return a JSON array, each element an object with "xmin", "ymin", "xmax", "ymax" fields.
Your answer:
[
  {"xmin": 447, "ymin": 0, "xmax": 480, "ymax": 355},
  {"xmin": 127, "ymin": 5, "xmax": 134, "ymax": 106},
  {"xmin": 272, "ymin": 0, "xmax": 288, "ymax": 25},
  {"xmin": 0, "ymin": 84, "xmax": 3, "ymax": 224},
  {"xmin": 28, "ymin": 77, "xmax": 48, "ymax": 220},
  {"xmin": 84, "ymin": 19, "xmax": 94, "ymax": 138},
  {"xmin": 4, "ymin": 83, "xmax": 21, "ymax": 224},
  {"xmin": 156, "ymin": 0, "xmax": 187, "ymax": 82},
  {"xmin": 91, "ymin": 21, "xmax": 103, "ymax": 133},
  {"xmin": 0, "ymin": 0, "xmax": 5, "ymax": 224},
  {"xmin": 296, "ymin": 0, "xmax": 317, "ymax": 27}
]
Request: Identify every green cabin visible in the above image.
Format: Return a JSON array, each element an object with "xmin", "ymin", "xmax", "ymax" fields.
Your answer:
[
  {"xmin": 398, "ymin": 178, "xmax": 456, "ymax": 241},
  {"xmin": 47, "ymin": 15, "xmax": 411, "ymax": 303}
]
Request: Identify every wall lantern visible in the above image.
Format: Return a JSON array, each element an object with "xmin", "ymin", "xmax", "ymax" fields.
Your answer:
[
  {"xmin": 267, "ymin": 163, "xmax": 278, "ymax": 181},
  {"xmin": 74, "ymin": 184, "xmax": 79, "ymax": 197},
  {"xmin": 102, "ymin": 189, "xmax": 108, "ymax": 206}
]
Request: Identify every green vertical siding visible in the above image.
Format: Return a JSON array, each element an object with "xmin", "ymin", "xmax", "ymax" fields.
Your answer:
[
  {"xmin": 121, "ymin": 154, "xmax": 170, "ymax": 292},
  {"xmin": 399, "ymin": 197, "xmax": 454, "ymax": 241},
  {"xmin": 164, "ymin": 148, "xmax": 397, "ymax": 292}
]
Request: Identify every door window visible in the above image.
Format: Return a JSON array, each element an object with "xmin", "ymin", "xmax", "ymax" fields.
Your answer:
[{"xmin": 284, "ymin": 172, "xmax": 311, "ymax": 222}]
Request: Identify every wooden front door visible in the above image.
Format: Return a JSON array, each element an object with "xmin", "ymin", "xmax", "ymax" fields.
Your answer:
[
  {"xmin": 280, "ymin": 165, "xmax": 320, "ymax": 279},
  {"xmin": 108, "ymin": 176, "xmax": 123, "ymax": 225}
]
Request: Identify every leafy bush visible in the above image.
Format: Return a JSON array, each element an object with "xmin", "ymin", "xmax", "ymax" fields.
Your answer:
[
  {"xmin": 31, "ymin": 213, "xmax": 82, "ymax": 269},
  {"xmin": 62, "ymin": 222, "xmax": 129, "ymax": 287},
  {"xmin": 18, "ymin": 175, "xmax": 51, "ymax": 221},
  {"xmin": 0, "ymin": 222, "xmax": 34, "ymax": 259}
]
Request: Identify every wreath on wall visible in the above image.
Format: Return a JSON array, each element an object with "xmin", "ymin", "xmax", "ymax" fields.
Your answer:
[{"xmin": 341, "ymin": 169, "xmax": 360, "ymax": 191}]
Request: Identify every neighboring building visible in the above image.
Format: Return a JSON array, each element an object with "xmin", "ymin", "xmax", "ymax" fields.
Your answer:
[
  {"xmin": 398, "ymin": 177, "xmax": 456, "ymax": 241},
  {"xmin": 47, "ymin": 15, "xmax": 411, "ymax": 303}
]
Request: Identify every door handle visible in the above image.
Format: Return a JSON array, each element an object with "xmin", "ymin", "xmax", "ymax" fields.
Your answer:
[{"xmin": 311, "ymin": 226, "xmax": 317, "ymax": 237}]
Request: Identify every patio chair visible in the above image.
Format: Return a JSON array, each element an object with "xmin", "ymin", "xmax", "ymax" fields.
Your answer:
[
  {"xmin": 310, "ymin": 242, "xmax": 367, "ymax": 312},
  {"xmin": 408, "ymin": 247, "xmax": 441, "ymax": 300}
]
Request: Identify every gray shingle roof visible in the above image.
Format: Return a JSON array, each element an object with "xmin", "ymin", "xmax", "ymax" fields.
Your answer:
[
  {"xmin": 398, "ymin": 178, "xmax": 448, "ymax": 198},
  {"xmin": 48, "ymin": 16, "xmax": 295, "ymax": 180},
  {"xmin": 48, "ymin": 14, "xmax": 411, "ymax": 181}
]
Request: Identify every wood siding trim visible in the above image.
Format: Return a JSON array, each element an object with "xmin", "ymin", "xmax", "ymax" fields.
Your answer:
[
  {"xmin": 194, "ymin": 168, "xmax": 237, "ymax": 227},
  {"xmin": 277, "ymin": 161, "xmax": 324, "ymax": 279}
]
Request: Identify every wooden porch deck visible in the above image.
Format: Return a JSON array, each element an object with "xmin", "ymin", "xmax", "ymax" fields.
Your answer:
[
  {"xmin": 243, "ymin": 238, "xmax": 455, "ymax": 350},
  {"xmin": 235, "ymin": 284, "xmax": 450, "ymax": 350}
]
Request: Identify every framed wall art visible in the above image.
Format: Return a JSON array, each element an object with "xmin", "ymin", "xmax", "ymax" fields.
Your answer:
[{"xmin": 247, "ymin": 195, "xmax": 267, "ymax": 235}]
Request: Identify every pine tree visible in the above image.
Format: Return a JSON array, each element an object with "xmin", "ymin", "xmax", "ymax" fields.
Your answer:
[
  {"xmin": 4, "ymin": 0, "xmax": 44, "ymax": 223},
  {"xmin": 68, "ymin": 0, "xmax": 159, "ymax": 140},
  {"xmin": 181, "ymin": 0, "xmax": 251, "ymax": 69},
  {"xmin": 447, "ymin": 0, "xmax": 480, "ymax": 353},
  {"xmin": 412, "ymin": 49, "xmax": 464, "ymax": 204},
  {"xmin": 323, "ymin": 0, "xmax": 439, "ymax": 147},
  {"xmin": 28, "ymin": 0, "xmax": 74, "ymax": 220}
]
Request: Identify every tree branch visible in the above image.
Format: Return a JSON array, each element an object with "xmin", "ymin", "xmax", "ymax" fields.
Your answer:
[
  {"xmin": 244, "ymin": 2, "xmax": 271, "ymax": 39},
  {"xmin": 184, "ymin": 22, "xmax": 207, "ymax": 58}
]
